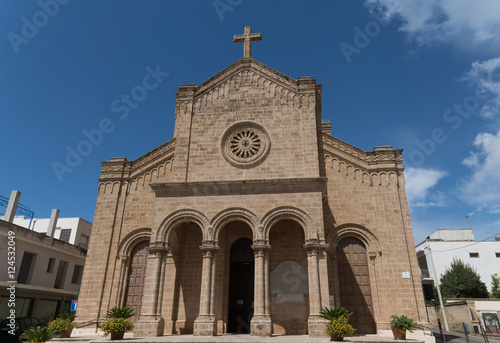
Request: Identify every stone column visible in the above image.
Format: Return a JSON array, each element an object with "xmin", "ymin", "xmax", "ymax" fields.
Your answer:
[
  {"xmin": 194, "ymin": 244, "xmax": 218, "ymax": 336},
  {"xmin": 210, "ymin": 251, "xmax": 217, "ymax": 319},
  {"xmin": 134, "ymin": 242, "xmax": 168, "ymax": 337},
  {"xmin": 250, "ymin": 243, "xmax": 272, "ymax": 336},
  {"xmin": 305, "ymin": 241, "xmax": 329, "ymax": 338},
  {"xmin": 264, "ymin": 249, "xmax": 271, "ymax": 320},
  {"xmin": 117, "ymin": 255, "xmax": 129, "ymax": 306}
]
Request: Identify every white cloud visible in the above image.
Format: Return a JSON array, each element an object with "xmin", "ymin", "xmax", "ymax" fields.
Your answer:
[
  {"xmin": 365, "ymin": 0, "xmax": 500, "ymax": 48},
  {"xmin": 460, "ymin": 129, "xmax": 500, "ymax": 212},
  {"xmin": 405, "ymin": 167, "xmax": 448, "ymax": 207},
  {"xmin": 462, "ymin": 152, "xmax": 479, "ymax": 167},
  {"xmin": 463, "ymin": 57, "xmax": 500, "ymax": 119}
]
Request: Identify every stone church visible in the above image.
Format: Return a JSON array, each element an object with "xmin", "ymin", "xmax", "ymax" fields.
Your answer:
[{"xmin": 77, "ymin": 27, "xmax": 427, "ymax": 338}]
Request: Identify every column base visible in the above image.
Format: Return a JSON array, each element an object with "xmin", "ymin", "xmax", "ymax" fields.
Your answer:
[
  {"xmin": 134, "ymin": 316, "xmax": 164, "ymax": 337},
  {"xmin": 250, "ymin": 315, "xmax": 272, "ymax": 337},
  {"xmin": 308, "ymin": 315, "xmax": 329, "ymax": 338},
  {"xmin": 193, "ymin": 316, "xmax": 216, "ymax": 336}
]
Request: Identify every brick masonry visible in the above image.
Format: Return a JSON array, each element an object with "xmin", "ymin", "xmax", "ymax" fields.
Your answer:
[{"xmin": 76, "ymin": 57, "xmax": 427, "ymax": 338}]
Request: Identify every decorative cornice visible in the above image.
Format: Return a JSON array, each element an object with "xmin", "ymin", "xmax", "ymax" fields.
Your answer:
[
  {"xmin": 321, "ymin": 133, "xmax": 404, "ymax": 172},
  {"xmin": 131, "ymin": 138, "xmax": 175, "ymax": 173},
  {"xmin": 100, "ymin": 138, "xmax": 175, "ymax": 183},
  {"xmin": 195, "ymin": 58, "xmax": 299, "ymax": 98},
  {"xmin": 150, "ymin": 177, "xmax": 327, "ymax": 198}
]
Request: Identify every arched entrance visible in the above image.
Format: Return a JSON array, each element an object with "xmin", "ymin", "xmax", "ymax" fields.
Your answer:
[
  {"xmin": 227, "ymin": 237, "xmax": 254, "ymax": 333},
  {"xmin": 124, "ymin": 240, "xmax": 149, "ymax": 321},
  {"xmin": 269, "ymin": 220, "xmax": 308, "ymax": 335},
  {"xmin": 336, "ymin": 237, "xmax": 375, "ymax": 333}
]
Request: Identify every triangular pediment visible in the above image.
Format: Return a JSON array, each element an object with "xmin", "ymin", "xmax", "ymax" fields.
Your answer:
[
  {"xmin": 174, "ymin": 58, "xmax": 318, "ymax": 111},
  {"xmin": 194, "ymin": 58, "xmax": 300, "ymax": 99}
]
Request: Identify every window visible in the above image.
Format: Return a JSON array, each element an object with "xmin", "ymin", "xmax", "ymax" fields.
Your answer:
[
  {"xmin": 17, "ymin": 252, "xmax": 37, "ymax": 284},
  {"xmin": 59, "ymin": 229, "xmax": 71, "ymax": 243},
  {"xmin": 47, "ymin": 258, "xmax": 55, "ymax": 273},
  {"xmin": 79, "ymin": 234, "xmax": 89, "ymax": 247},
  {"xmin": 54, "ymin": 260, "xmax": 68, "ymax": 289},
  {"xmin": 469, "ymin": 252, "xmax": 479, "ymax": 258},
  {"xmin": 71, "ymin": 265, "xmax": 83, "ymax": 285},
  {"xmin": 496, "ymin": 252, "xmax": 500, "ymax": 258}
]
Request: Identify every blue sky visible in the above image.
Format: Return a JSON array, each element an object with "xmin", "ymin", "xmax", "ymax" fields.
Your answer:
[{"xmin": 1, "ymin": 0, "xmax": 499, "ymax": 244}]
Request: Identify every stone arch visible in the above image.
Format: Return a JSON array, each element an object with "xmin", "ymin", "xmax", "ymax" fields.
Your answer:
[
  {"xmin": 115, "ymin": 228, "xmax": 152, "ymax": 311},
  {"xmin": 261, "ymin": 206, "xmax": 313, "ymax": 241},
  {"xmin": 156, "ymin": 209, "xmax": 209, "ymax": 242},
  {"xmin": 117, "ymin": 227, "xmax": 152, "ymax": 258},
  {"xmin": 326, "ymin": 223, "xmax": 381, "ymax": 256},
  {"xmin": 211, "ymin": 207, "xmax": 259, "ymax": 242}
]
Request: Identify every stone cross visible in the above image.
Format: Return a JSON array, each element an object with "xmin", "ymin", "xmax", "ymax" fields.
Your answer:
[{"xmin": 234, "ymin": 26, "xmax": 262, "ymax": 58}]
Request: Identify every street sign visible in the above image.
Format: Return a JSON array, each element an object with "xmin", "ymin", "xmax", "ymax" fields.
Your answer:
[{"xmin": 70, "ymin": 300, "xmax": 78, "ymax": 312}]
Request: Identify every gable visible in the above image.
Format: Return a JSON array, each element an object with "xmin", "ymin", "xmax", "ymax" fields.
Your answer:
[{"xmin": 172, "ymin": 58, "xmax": 322, "ymax": 183}]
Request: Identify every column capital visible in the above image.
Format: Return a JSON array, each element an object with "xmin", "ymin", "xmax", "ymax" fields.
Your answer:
[
  {"xmin": 147, "ymin": 241, "xmax": 169, "ymax": 257},
  {"xmin": 251, "ymin": 243, "xmax": 271, "ymax": 256},
  {"xmin": 199, "ymin": 243, "xmax": 218, "ymax": 258},
  {"xmin": 304, "ymin": 238, "xmax": 328, "ymax": 253}
]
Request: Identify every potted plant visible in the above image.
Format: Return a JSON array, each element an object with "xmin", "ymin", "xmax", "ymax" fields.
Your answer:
[
  {"xmin": 101, "ymin": 317, "xmax": 134, "ymax": 340},
  {"xmin": 320, "ymin": 307, "xmax": 356, "ymax": 341},
  {"xmin": 101, "ymin": 306, "xmax": 135, "ymax": 340},
  {"xmin": 389, "ymin": 314, "xmax": 415, "ymax": 340},
  {"xmin": 21, "ymin": 326, "xmax": 59, "ymax": 342},
  {"xmin": 48, "ymin": 313, "xmax": 76, "ymax": 338},
  {"xmin": 325, "ymin": 316, "xmax": 356, "ymax": 341}
]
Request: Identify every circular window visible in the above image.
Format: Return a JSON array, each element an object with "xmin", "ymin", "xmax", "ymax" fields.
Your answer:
[{"xmin": 221, "ymin": 121, "xmax": 270, "ymax": 168}]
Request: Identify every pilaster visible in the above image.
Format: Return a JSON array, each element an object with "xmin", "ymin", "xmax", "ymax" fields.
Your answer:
[
  {"xmin": 250, "ymin": 244, "xmax": 272, "ymax": 337},
  {"xmin": 134, "ymin": 242, "xmax": 168, "ymax": 337},
  {"xmin": 194, "ymin": 244, "xmax": 218, "ymax": 336},
  {"xmin": 304, "ymin": 240, "xmax": 329, "ymax": 338}
]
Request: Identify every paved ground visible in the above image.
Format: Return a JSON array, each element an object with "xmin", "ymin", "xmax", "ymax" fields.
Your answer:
[
  {"xmin": 434, "ymin": 330, "xmax": 500, "ymax": 343},
  {"xmin": 53, "ymin": 332, "xmax": 427, "ymax": 343}
]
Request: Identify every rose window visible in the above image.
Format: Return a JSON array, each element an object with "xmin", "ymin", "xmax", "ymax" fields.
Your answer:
[
  {"xmin": 229, "ymin": 130, "xmax": 262, "ymax": 159},
  {"xmin": 221, "ymin": 121, "xmax": 270, "ymax": 168}
]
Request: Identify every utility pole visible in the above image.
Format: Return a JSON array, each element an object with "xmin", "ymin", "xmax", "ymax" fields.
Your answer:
[{"xmin": 428, "ymin": 244, "xmax": 449, "ymax": 331}]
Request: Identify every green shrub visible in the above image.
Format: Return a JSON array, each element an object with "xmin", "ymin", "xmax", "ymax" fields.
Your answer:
[
  {"xmin": 20, "ymin": 326, "xmax": 59, "ymax": 342},
  {"xmin": 319, "ymin": 306, "xmax": 352, "ymax": 322},
  {"xmin": 48, "ymin": 317, "xmax": 76, "ymax": 332},
  {"xmin": 106, "ymin": 306, "xmax": 136, "ymax": 319},
  {"xmin": 57, "ymin": 312, "xmax": 76, "ymax": 321},
  {"xmin": 390, "ymin": 314, "xmax": 415, "ymax": 334}
]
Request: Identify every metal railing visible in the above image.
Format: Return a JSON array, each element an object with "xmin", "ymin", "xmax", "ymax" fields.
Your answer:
[{"xmin": 75, "ymin": 318, "xmax": 105, "ymax": 333}]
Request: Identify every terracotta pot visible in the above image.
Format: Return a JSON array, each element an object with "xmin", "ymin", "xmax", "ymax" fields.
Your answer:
[
  {"xmin": 111, "ymin": 331, "xmax": 125, "ymax": 340},
  {"xmin": 391, "ymin": 327, "xmax": 406, "ymax": 340},
  {"xmin": 58, "ymin": 328, "xmax": 73, "ymax": 338},
  {"xmin": 330, "ymin": 333, "xmax": 344, "ymax": 341}
]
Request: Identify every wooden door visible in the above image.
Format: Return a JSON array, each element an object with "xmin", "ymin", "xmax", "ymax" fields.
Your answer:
[
  {"xmin": 336, "ymin": 237, "xmax": 376, "ymax": 333},
  {"xmin": 125, "ymin": 241, "xmax": 149, "ymax": 321}
]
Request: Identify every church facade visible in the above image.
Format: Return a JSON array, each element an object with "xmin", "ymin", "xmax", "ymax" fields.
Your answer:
[{"xmin": 76, "ymin": 27, "xmax": 427, "ymax": 338}]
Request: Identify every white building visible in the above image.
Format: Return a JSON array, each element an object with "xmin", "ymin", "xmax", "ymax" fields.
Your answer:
[
  {"xmin": 0, "ymin": 191, "xmax": 91, "ymax": 324},
  {"xmin": 416, "ymin": 229, "xmax": 500, "ymax": 300},
  {"xmin": 10, "ymin": 216, "xmax": 91, "ymax": 248}
]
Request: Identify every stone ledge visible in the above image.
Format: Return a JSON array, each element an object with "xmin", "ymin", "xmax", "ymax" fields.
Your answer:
[{"xmin": 151, "ymin": 177, "xmax": 327, "ymax": 197}]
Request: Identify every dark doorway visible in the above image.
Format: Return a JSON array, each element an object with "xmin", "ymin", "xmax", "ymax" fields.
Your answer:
[
  {"xmin": 227, "ymin": 238, "xmax": 254, "ymax": 334},
  {"xmin": 336, "ymin": 237, "xmax": 376, "ymax": 334}
]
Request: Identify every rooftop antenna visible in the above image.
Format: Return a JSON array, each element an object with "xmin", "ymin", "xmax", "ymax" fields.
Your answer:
[{"xmin": 462, "ymin": 215, "xmax": 471, "ymax": 229}]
